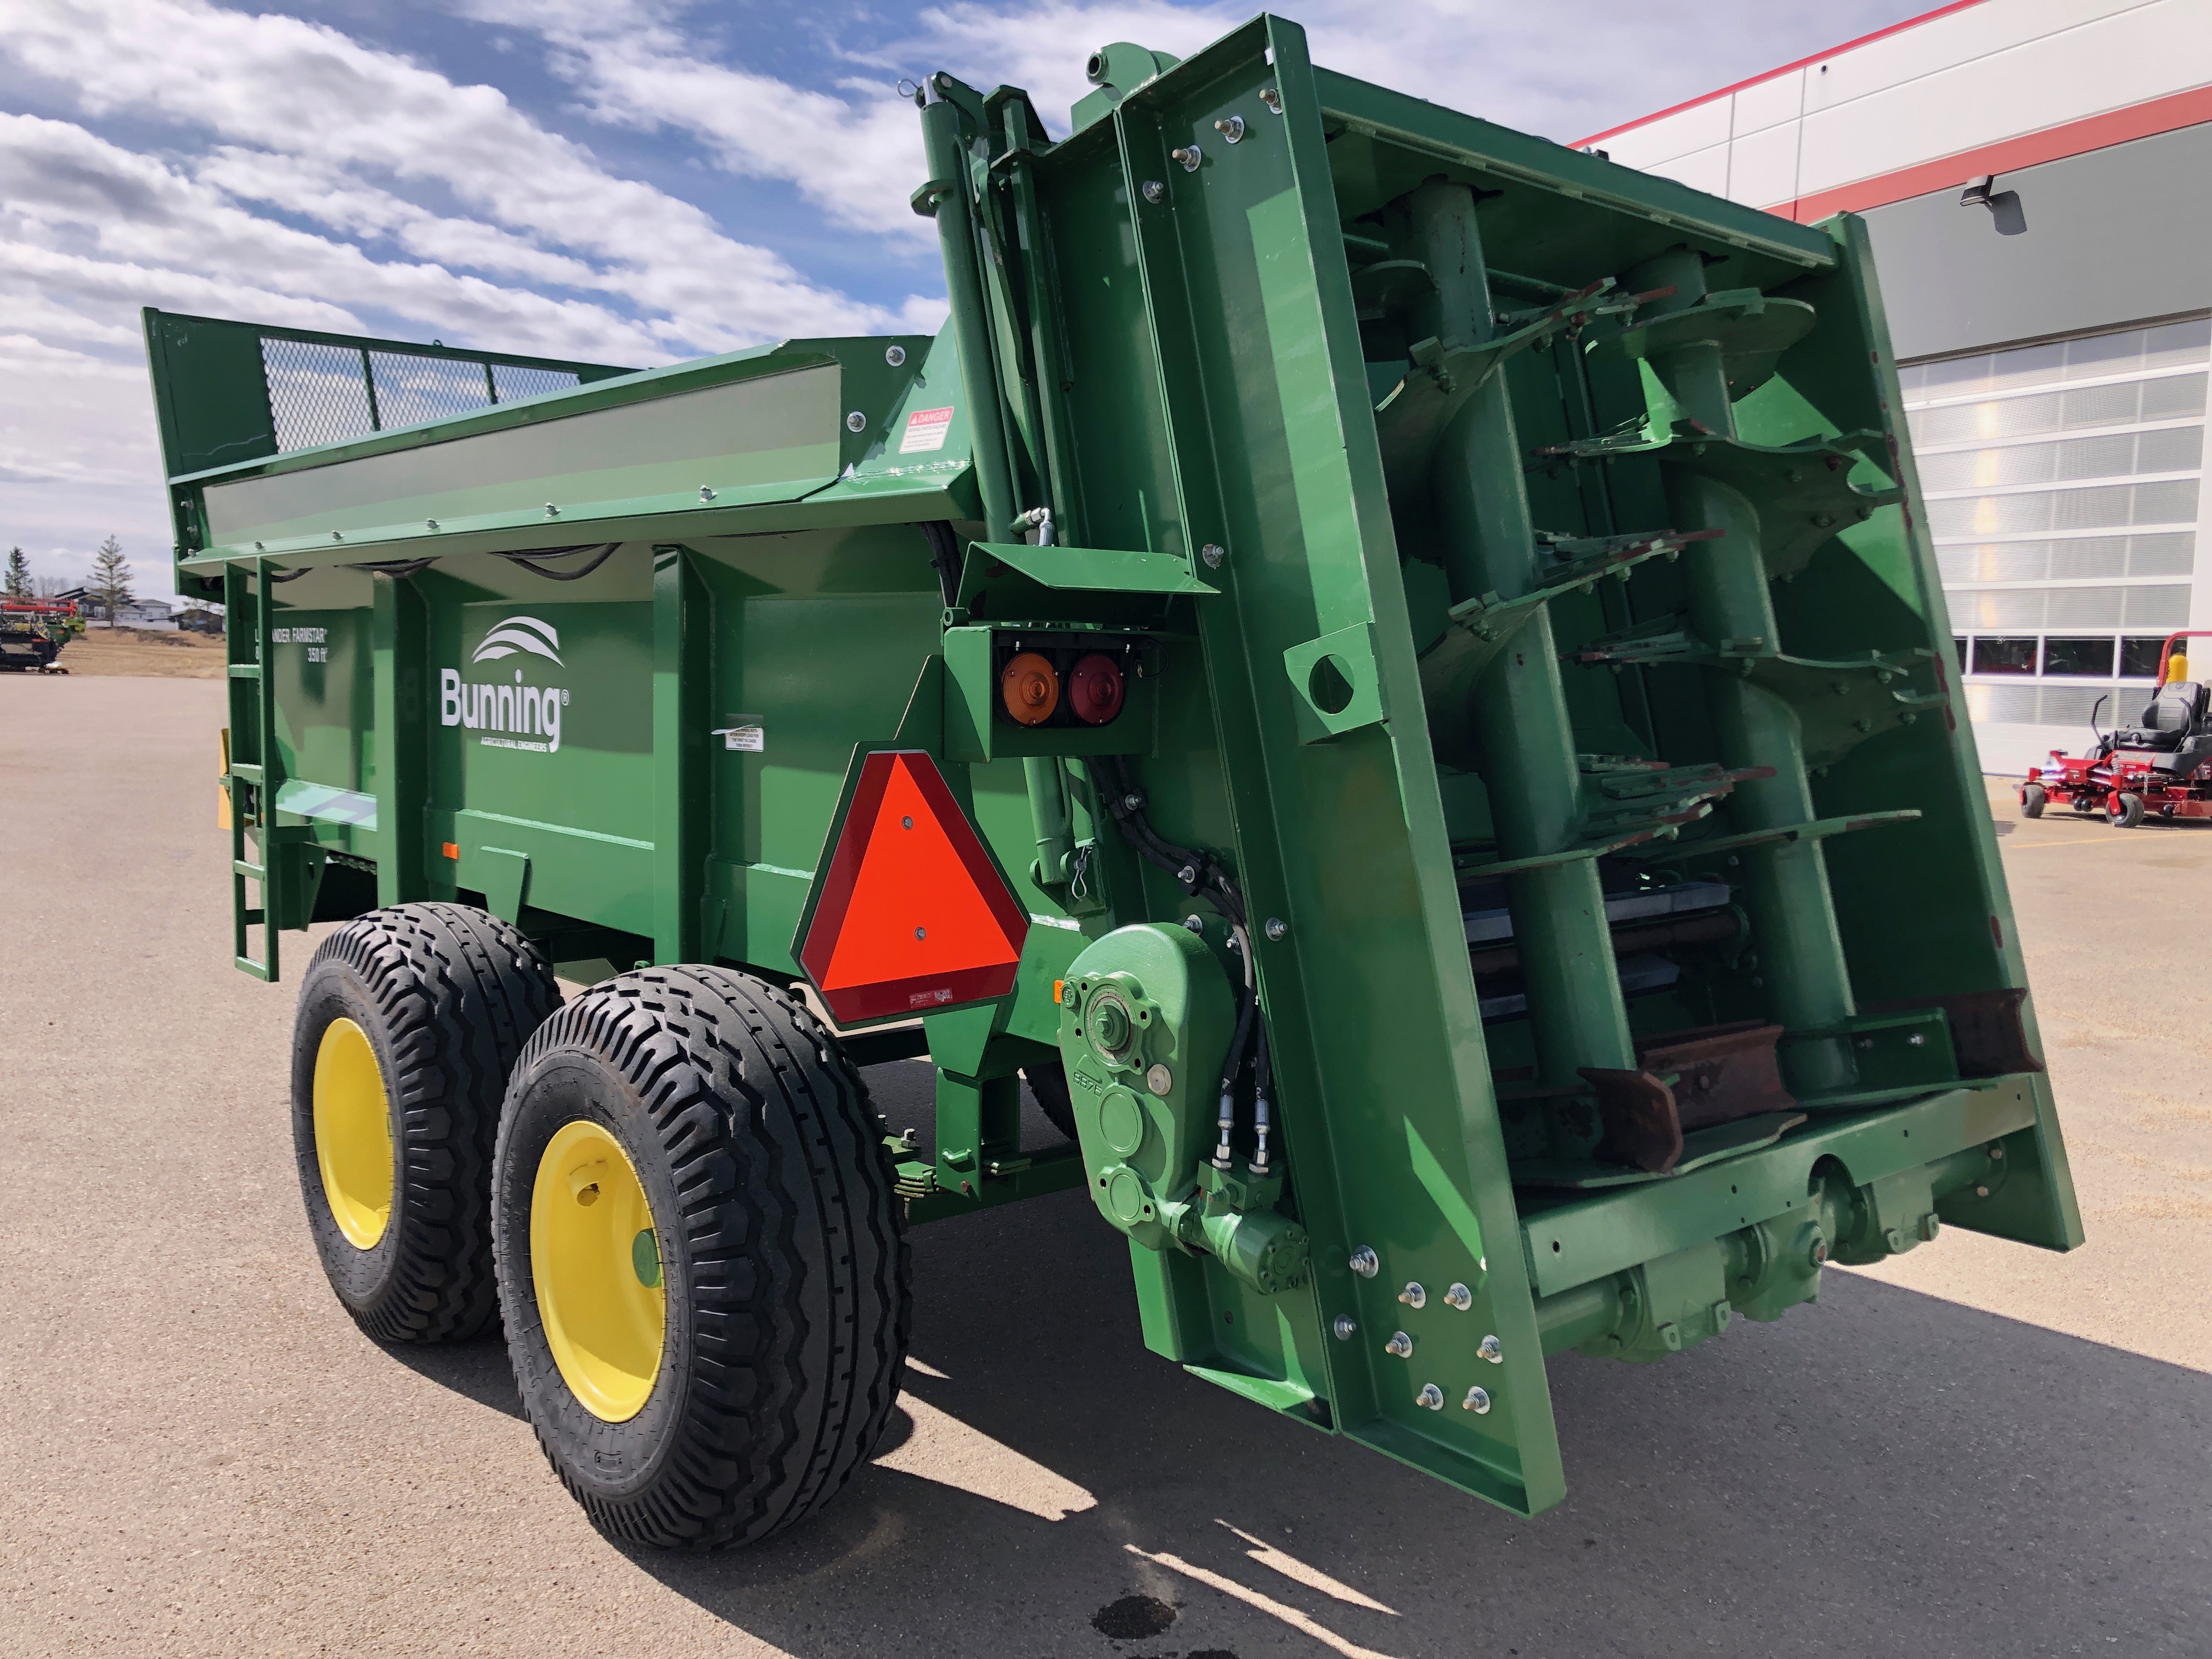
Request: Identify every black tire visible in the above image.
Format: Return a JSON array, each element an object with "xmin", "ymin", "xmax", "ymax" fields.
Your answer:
[
  {"xmin": 493, "ymin": 966, "xmax": 911, "ymax": 1550},
  {"xmin": 1025, "ymin": 1057, "xmax": 1078, "ymax": 1141},
  {"xmin": 2020, "ymin": 784, "xmax": 2046, "ymax": 819},
  {"xmin": 2110, "ymin": 791, "xmax": 2146, "ymax": 829},
  {"xmin": 291, "ymin": 902, "xmax": 560, "ymax": 1344}
]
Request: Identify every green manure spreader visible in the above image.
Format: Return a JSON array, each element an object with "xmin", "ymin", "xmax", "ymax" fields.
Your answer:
[{"xmin": 144, "ymin": 15, "xmax": 2080, "ymax": 1549}]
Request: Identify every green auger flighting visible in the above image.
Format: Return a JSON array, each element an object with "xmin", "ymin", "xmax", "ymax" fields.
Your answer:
[{"xmin": 141, "ymin": 14, "xmax": 2077, "ymax": 1548}]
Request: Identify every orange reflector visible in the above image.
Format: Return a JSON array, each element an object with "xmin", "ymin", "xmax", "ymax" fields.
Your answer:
[
  {"xmin": 1054, "ymin": 979, "xmax": 1065, "ymax": 1004},
  {"xmin": 1001, "ymin": 651, "xmax": 1059, "ymax": 726},
  {"xmin": 441, "ymin": 842, "xmax": 460, "ymax": 861},
  {"xmin": 798, "ymin": 751, "xmax": 1029, "ymax": 1025}
]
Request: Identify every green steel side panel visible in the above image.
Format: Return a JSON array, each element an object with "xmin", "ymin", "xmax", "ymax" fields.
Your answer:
[
  {"xmin": 1766, "ymin": 215, "xmax": 2080, "ymax": 1251},
  {"xmin": 1047, "ymin": 15, "xmax": 1564, "ymax": 1514}
]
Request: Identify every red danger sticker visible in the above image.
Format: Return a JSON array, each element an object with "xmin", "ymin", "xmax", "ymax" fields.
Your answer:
[{"xmin": 899, "ymin": 405, "xmax": 955, "ymax": 454}]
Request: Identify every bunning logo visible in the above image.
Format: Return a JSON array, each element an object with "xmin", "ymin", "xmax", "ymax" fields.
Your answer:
[
  {"xmin": 472, "ymin": 617, "xmax": 563, "ymax": 667},
  {"xmin": 441, "ymin": 614, "xmax": 568, "ymax": 753}
]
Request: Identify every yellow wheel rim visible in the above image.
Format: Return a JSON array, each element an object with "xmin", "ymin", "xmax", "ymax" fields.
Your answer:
[
  {"xmin": 531, "ymin": 1120, "xmax": 665, "ymax": 1423},
  {"xmin": 313, "ymin": 1017, "xmax": 394, "ymax": 1250}
]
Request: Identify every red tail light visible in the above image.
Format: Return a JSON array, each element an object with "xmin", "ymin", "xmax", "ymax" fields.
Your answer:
[{"xmin": 1069, "ymin": 653, "xmax": 1126, "ymax": 725}]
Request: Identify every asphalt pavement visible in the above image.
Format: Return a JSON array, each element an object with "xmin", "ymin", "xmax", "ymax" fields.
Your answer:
[{"xmin": 3, "ymin": 675, "xmax": 2205, "ymax": 1658}]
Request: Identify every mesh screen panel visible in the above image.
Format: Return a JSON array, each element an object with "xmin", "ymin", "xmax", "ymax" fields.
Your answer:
[
  {"xmin": 366, "ymin": 352, "xmax": 497, "ymax": 428},
  {"xmin": 491, "ymin": 364, "xmax": 583, "ymax": 402},
  {"xmin": 258, "ymin": 337, "xmax": 586, "ymax": 454},
  {"xmin": 262, "ymin": 338, "xmax": 377, "ymax": 452}
]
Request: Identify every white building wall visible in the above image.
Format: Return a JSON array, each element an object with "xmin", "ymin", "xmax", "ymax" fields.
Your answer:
[{"xmin": 1589, "ymin": 0, "xmax": 2212, "ymax": 216}]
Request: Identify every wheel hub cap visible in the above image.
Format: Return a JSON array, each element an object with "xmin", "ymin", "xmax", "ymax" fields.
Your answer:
[
  {"xmin": 312, "ymin": 1017, "xmax": 394, "ymax": 1250},
  {"xmin": 531, "ymin": 1121, "xmax": 665, "ymax": 1422}
]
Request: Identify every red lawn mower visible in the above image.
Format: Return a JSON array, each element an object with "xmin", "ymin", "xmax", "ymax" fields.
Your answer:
[{"xmin": 2021, "ymin": 631, "xmax": 2212, "ymax": 828}]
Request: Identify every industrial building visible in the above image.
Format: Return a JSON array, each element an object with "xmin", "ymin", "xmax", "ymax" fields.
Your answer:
[{"xmin": 1580, "ymin": 0, "xmax": 2212, "ymax": 772}]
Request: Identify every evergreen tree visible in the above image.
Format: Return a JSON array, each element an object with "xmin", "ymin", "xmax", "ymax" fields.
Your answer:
[
  {"xmin": 2, "ymin": 546, "xmax": 28, "ymax": 600},
  {"xmin": 89, "ymin": 535, "xmax": 133, "ymax": 628}
]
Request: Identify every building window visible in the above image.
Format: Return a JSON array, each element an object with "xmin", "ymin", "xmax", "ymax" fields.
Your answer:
[
  {"xmin": 1970, "ymin": 636, "xmax": 2038, "ymax": 674},
  {"xmin": 2041, "ymin": 637, "xmax": 2117, "ymax": 676},
  {"xmin": 2120, "ymin": 636, "xmax": 2176, "ymax": 678}
]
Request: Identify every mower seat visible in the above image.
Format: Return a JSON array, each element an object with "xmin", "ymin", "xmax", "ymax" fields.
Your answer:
[{"xmin": 2121, "ymin": 681, "xmax": 2207, "ymax": 752}]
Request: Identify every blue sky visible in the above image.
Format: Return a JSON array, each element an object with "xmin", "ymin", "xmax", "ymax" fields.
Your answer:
[{"xmin": 0, "ymin": 0, "xmax": 1927, "ymax": 600}]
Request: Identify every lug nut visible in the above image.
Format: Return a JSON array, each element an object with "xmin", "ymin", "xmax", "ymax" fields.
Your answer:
[
  {"xmin": 1463, "ymin": 1386, "xmax": 1492, "ymax": 1414},
  {"xmin": 1348, "ymin": 1245, "xmax": 1378, "ymax": 1278},
  {"xmin": 1333, "ymin": 1314, "xmax": 1357, "ymax": 1341},
  {"xmin": 1478, "ymin": 1334, "xmax": 1502, "ymax": 1364},
  {"xmin": 1398, "ymin": 1282, "xmax": 1426, "ymax": 1309},
  {"xmin": 1444, "ymin": 1282, "xmax": 1473, "ymax": 1310},
  {"xmin": 1384, "ymin": 1331, "xmax": 1413, "ymax": 1357},
  {"xmin": 1417, "ymin": 1384, "xmax": 1444, "ymax": 1410}
]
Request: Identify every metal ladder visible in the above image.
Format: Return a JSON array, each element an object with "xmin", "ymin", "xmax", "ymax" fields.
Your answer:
[{"xmin": 223, "ymin": 560, "xmax": 306, "ymax": 981}]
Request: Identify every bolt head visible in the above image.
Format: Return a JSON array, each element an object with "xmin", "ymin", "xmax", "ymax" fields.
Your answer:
[
  {"xmin": 885, "ymin": 344, "xmax": 906, "ymax": 367},
  {"xmin": 544, "ymin": 503, "xmax": 558, "ymax": 516},
  {"xmin": 1201, "ymin": 541, "xmax": 1225, "ymax": 569},
  {"xmin": 1122, "ymin": 791, "xmax": 1145, "ymax": 812},
  {"xmin": 1398, "ymin": 1282, "xmax": 1426, "ymax": 1309},
  {"xmin": 1260, "ymin": 87, "xmax": 1283, "ymax": 113},
  {"xmin": 1332, "ymin": 1314, "xmax": 1357, "ymax": 1341},
  {"xmin": 1142, "ymin": 179, "xmax": 1166, "ymax": 205},
  {"xmin": 1385, "ymin": 1331, "xmax": 1413, "ymax": 1357},
  {"xmin": 1417, "ymin": 1384, "xmax": 1444, "ymax": 1410},
  {"xmin": 1183, "ymin": 914, "xmax": 1205, "ymax": 934},
  {"xmin": 1214, "ymin": 115, "xmax": 1246, "ymax": 142},
  {"xmin": 845, "ymin": 410, "xmax": 867, "ymax": 433},
  {"xmin": 1975, "ymin": 1184, "xmax": 1991, "ymax": 1199},
  {"xmin": 1265, "ymin": 917, "xmax": 1288, "ymax": 941},
  {"xmin": 1348, "ymin": 1245, "xmax": 1379, "ymax": 1278},
  {"xmin": 1908, "ymin": 1032, "xmax": 1926, "ymax": 1047},
  {"xmin": 1478, "ymin": 1334, "xmax": 1503, "ymax": 1364},
  {"xmin": 425, "ymin": 519, "xmax": 439, "ymax": 531},
  {"xmin": 1463, "ymin": 1386, "xmax": 1492, "ymax": 1414},
  {"xmin": 699, "ymin": 486, "xmax": 716, "ymax": 502},
  {"xmin": 1444, "ymin": 1282, "xmax": 1473, "ymax": 1311}
]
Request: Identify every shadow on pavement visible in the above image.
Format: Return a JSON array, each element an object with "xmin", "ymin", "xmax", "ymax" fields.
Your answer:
[{"xmin": 397, "ymin": 1065, "xmax": 2212, "ymax": 1657}]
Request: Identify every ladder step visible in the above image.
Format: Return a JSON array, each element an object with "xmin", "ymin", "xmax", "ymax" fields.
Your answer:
[
  {"xmin": 229, "ymin": 763, "xmax": 264, "ymax": 785},
  {"xmin": 241, "ymin": 908, "xmax": 266, "ymax": 926},
  {"xmin": 233, "ymin": 955, "xmax": 275, "ymax": 983},
  {"xmin": 227, "ymin": 663, "xmax": 263, "ymax": 680},
  {"xmin": 233, "ymin": 860, "xmax": 267, "ymax": 879}
]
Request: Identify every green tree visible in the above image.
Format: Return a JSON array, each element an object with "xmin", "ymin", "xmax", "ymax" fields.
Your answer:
[
  {"xmin": 89, "ymin": 535, "xmax": 133, "ymax": 628},
  {"xmin": 3, "ymin": 547, "xmax": 27, "ymax": 600}
]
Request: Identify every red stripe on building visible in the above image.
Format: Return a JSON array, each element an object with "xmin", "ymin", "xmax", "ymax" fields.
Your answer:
[
  {"xmin": 1769, "ymin": 81, "xmax": 2212, "ymax": 222},
  {"xmin": 1573, "ymin": 0, "xmax": 1993, "ymax": 149}
]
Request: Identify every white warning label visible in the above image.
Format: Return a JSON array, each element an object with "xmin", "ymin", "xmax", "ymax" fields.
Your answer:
[
  {"xmin": 899, "ymin": 406, "xmax": 956, "ymax": 454},
  {"xmin": 717, "ymin": 725, "xmax": 765, "ymax": 752}
]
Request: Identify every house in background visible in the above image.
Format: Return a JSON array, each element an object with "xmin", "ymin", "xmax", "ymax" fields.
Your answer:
[
  {"xmin": 1580, "ymin": 0, "xmax": 2212, "ymax": 773},
  {"xmin": 54, "ymin": 588, "xmax": 179, "ymax": 628}
]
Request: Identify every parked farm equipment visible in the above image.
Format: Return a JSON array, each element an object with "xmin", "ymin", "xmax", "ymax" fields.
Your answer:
[
  {"xmin": 142, "ymin": 14, "xmax": 2076, "ymax": 1550},
  {"xmin": 0, "ymin": 599, "xmax": 78, "ymax": 673},
  {"xmin": 2022, "ymin": 633, "xmax": 2212, "ymax": 828}
]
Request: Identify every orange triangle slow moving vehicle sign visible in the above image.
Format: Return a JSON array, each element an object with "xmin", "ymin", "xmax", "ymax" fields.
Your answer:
[{"xmin": 797, "ymin": 751, "xmax": 1029, "ymax": 1026}]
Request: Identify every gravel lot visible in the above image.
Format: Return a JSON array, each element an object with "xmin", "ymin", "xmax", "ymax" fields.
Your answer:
[{"xmin": 3, "ymin": 674, "xmax": 2206, "ymax": 1658}]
